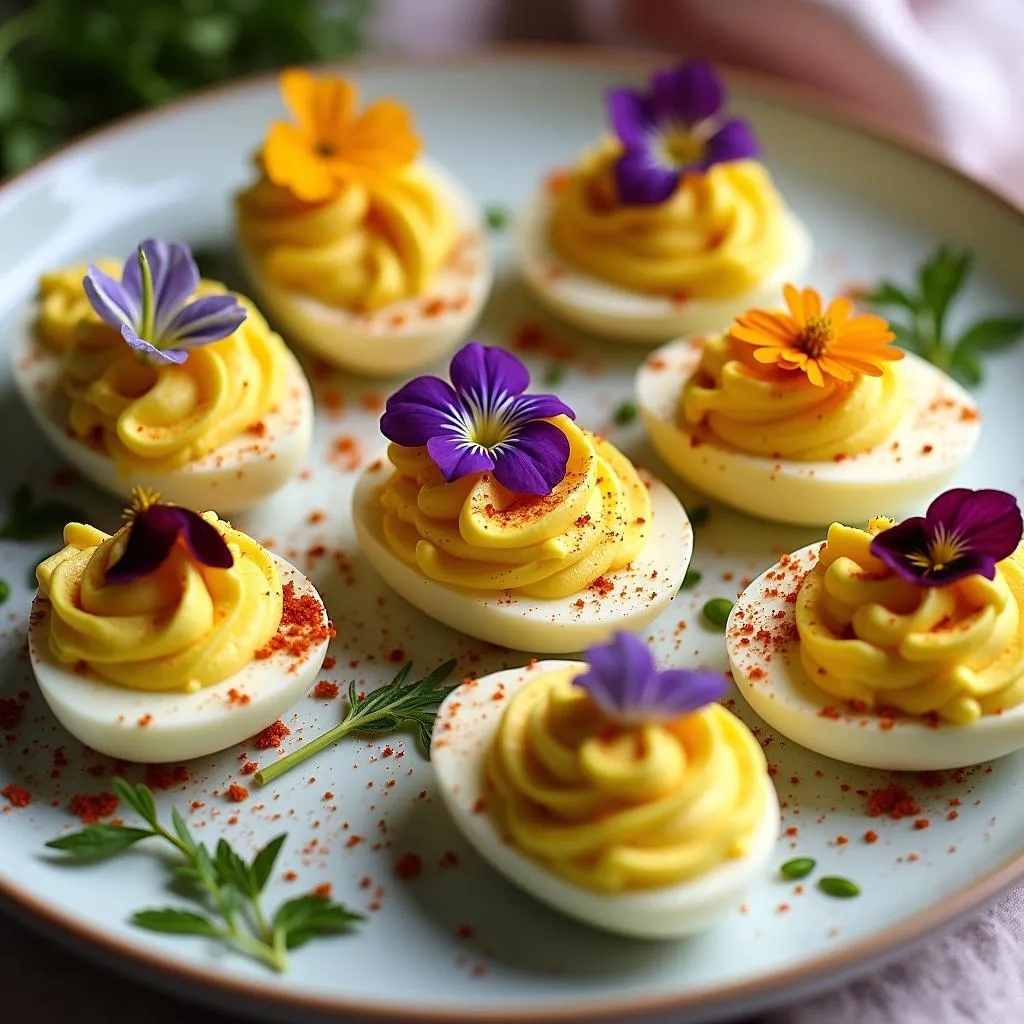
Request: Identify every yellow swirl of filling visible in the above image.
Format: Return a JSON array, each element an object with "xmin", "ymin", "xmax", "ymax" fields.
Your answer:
[
  {"xmin": 681, "ymin": 333, "xmax": 907, "ymax": 459},
  {"xmin": 235, "ymin": 164, "xmax": 457, "ymax": 312},
  {"xmin": 36, "ymin": 271, "xmax": 290, "ymax": 474},
  {"xmin": 486, "ymin": 666, "xmax": 768, "ymax": 892},
  {"xmin": 550, "ymin": 145, "xmax": 789, "ymax": 299},
  {"xmin": 796, "ymin": 522, "xmax": 1024, "ymax": 723},
  {"xmin": 378, "ymin": 417, "xmax": 651, "ymax": 598},
  {"xmin": 36, "ymin": 517, "xmax": 283, "ymax": 693}
]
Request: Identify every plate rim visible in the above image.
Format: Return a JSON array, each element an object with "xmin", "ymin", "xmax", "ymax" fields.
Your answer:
[{"xmin": 1, "ymin": 42, "xmax": 1022, "ymax": 1024}]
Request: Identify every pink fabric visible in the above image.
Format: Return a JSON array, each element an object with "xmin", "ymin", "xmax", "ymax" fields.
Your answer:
[{"xmin": 371, "ymin": 0, "xmax": 1024, "ymax": 203}]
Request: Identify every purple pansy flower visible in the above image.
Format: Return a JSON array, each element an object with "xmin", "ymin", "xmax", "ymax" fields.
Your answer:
[
  {"xmin": 379, "ymin": 343, "xmax": 575, "ymax": 496},
  {"xmin": 606, "ymin": 61, "xmax": 759, "ymax": 205},
  {"xmin": 870, "ymin": 488, "xmax": 1023, "ymax": 588},
  {"xmin": 573, "ymin": 631, "xmax": 726, "ymax": 726},
  {"xmin": 83, "ymin": 239, "xmax": 246, "ymax": 366},
  {"xmin": 106, "ymin": 487, "xmax": 233, "ymax": 584}
]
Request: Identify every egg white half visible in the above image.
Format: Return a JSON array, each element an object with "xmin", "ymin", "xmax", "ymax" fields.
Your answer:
[
  {"xmin": 728, "ymin": 543, "xmax": 1024, "ymax": 770},
  {"xmin": 636, "ymin": 337, "xmax": 981, "ymax": 527},
  {"xmin": 28, "ymin": 556, "xmax": 329, "ymax": 764},
  {"xmin": 10, "ymin": 319, "xmax": 313, "ymax": 514},
  {"xmin": 514, "ymin": 189, "xmax": 812, "ymax": 342},
  {"xmin": 432, "ymin": 661, "xmax": 779, "ymax": 938},
  {"xmin": 237, "ymin": 162, "xmax": 492, "ymax": 377},
  {"xmin": 352, "ymin": 454, "xmax": 692, "ymax": 653}
]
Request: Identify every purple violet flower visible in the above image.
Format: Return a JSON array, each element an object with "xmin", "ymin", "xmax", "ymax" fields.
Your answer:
[
  {"xmin": 606, "ymin": 60, "xmax": 759, "ymax": 205},
  {"xmin": 83, "ymin": 239, "xmax": 246, "ymax": 366},
  {"xmin": 106, "ymin": 487, "xmax": 233, "ymax": 584},
  {"xmin": 573, "ymin": 631, "xmax": 726, "ymax": 726},
  {"xmin": 379, "ymin": 343, "xmax": 575, "ymax": 496},
  {"xmin": 870, "ymin": 487, "xmax": 1023, "ymax": 587}
]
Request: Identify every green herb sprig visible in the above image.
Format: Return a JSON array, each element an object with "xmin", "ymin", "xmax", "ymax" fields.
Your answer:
[
  {"xmin": 255, "ymin": 659, "xmax": 458, "ymax": 787},
  {"xmin": 1, "ymin": 484, "xmax": 85, "ymax": 540},
  {"xmin": 866, "ymin": 245, "xmax": 1024, "ymax": 387},
  {"xmin": 46, "ymin": 779, "xmax": 361, "ymax": 971}
]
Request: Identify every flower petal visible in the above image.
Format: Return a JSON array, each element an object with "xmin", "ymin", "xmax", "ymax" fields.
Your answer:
[
  {"xmin": 121, "ymin": 239, "xmax": 200, "ymax": 339},
  {"xmin": 340, "ymin": 100, "xmax": 421, "ymax": 170},
  {"xmin": 649, "ymin": 668, "xmax": 726, "ymax": 717},
  {"xmin": 574, "ymin": 632, "xmax": 656, "ymax": 719},
  {"xmin": 928, "ymin": 488, "xmax": 1023, "ymax": 562},
  {"xmin": 171, "ymin": 506, "xmax": 235, "ymax": 569},
  {"xmin": 870, "ymin": 516, "xmax": 932, "ymax": 584},
  {"xmin": 426, "ymin": 435, "xmax": 495, "ymax": 482},
  {"xmin": 379, "ymin": 375, "xmax": 460, "ymax": 447},
  {"xmin": 83, "ymin": 265, "xmax": 139, "ymax": 331},
  {"xmin": 815, "ymin": 355, "xmax": 855, "ymax": 382},
  {"xmin": 606, "ymin": 87, "xmax": 656, "ymax": 150},
  {"xmin": 121, "ymin": 325, "xmax": 188, "ymax": 365},
  {"xmin": 163, "ymin": 294, "xmax": 247, "ymax": 347},
  {"xmin": 262, "ymin": 121, "xmax": 338, "ymax": 203},
  {"xmin": 279, "ymin": 68, "xmax": 326, "ymax": 137},
  {"xmin": 492, "ymin": 420, "xmax": 569, "ymax": 496},
  {"xmin": 614, "ymin": 150, "xmax": 678, "ymax": 206},
  {"xmin": 702, "ymin": 118, "xmax": 760, "ymax": 166},
  {"xmin": 804, "ymin": 358, "xmax": 826, "ymax": 387},
  {"xmin": 449, "ymin": 342, "xmax": 530, "ymax": 401},
  {"xmin": 507, "ymin": 393, "xmax": 576, "ymax": 422},
  {"xmin": 783, "ymin": 283, "xmax": 806, "ymax": 324},
  {"xmin": 650, "ymin": 61, "xmax": 724, "ymax": 127}
]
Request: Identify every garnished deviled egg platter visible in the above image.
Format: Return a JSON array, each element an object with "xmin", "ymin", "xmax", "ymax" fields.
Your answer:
[{"xmin": 2, "ymin": 50, "xmax": 1024, "ymax": 1024}]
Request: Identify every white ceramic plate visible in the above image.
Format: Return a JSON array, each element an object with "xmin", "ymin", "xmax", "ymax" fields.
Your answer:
[{"xmin": 1, "ymin": 49, "xmax": 1024, "ymax": 1024}]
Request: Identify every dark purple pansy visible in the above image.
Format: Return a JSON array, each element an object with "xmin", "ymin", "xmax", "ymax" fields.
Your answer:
[
  {"xmin": 870, "ymin": 488, "xmax": 1023, "ymax": 587},
  {"xmin": 573, "ymin": 631, "xmax": 726, "ymax": 726},
  {"xmin": 83, "ymin": 239, "xmax": 246, "ymax": 366},
  {"xmin": 379, "ymin": 343, "xmax": 575, "ymax": 496},
  {"xmin": 106, "ymin": 488, "xmax": 234, "ymax": 584},
  {"xmin": 606, "ymin": 60, "xmax": 759, "ymax": 206}
]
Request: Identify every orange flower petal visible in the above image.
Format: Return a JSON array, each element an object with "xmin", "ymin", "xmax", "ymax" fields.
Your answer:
[
  {"xmin": 751, "ymin": 347, "xmax": 786, "ymax": 364},
  {"xmin": 312, "ymin": 78, "xmax": 358, "ymax": 149},
  {"xmin": 341, "ymin": 100, "xmax": 421, "ymax": 170},
  {"xmin": 824, "ymin": 295, "xmax": 853, "ymax": 326},
  {"xmin": 782, "ymin": 283, "xmax": 806, "ymax": 324},
  {"xmin": 801, "ymin": 287, "xmax": 822, "ymax": 320},
  {"xmin": 804, "ymin": 359, "xmax": 825, "ymax": 387},
  {"xmin": 262, "ymin": 122, "xmax": 338, "ymax": 203},
  {"xmin": 744, "ymin": 310, "xmax": 801, "ymax": 341},
  {"xmin": 815, "ymin": 355, "xmax": 855, "ymax": 382},
  {"xmin": 279, "ymin": 69, "xmax": 319, "ymax": 138},
  {"xmin": 732, "ymin": 324, "xmax": 789, "ymax": 349}
]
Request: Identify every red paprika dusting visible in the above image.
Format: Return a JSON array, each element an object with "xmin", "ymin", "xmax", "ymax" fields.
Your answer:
[
  {"xmin": 314, "ymin": 680, "xmax": 340, "ymax": 699},
  {"xmin": 395, "ymin": 853, "xmax": 423, "ymax": 879},
  {"xmin": 864, "ymin": 830, "xmax": 879, "ymax": 844},
  {"xmin": 913, "ymin": 818, "xmax": 930, "ymax": 830},
  {"xmin": 312, "ymin": 882, "xmax": 333, "ymax": 897},
  {"xmin": 834, "ymin": 835, "xmax": 849, "ymax": 846},
  {"xmin": 69, "ymin": 791, "xmax": 119, "ymax": 823},
  {"xmin": 866, "ymin": 784, "xmax": 921, "ymax": 819},
  {"xmin": 226, "ymin": 784, "xmax": 249, "ymax": 803},
  {"xmin": 0, "ymin": 698, "xmax": 23, "ymax": 730},
  {"xmin": 227, "ymin": 688, "xmax": 251, "ymax": 706},
  {"xmin": 456, "ymin": 924, "xmax": 474, "ymax": 939},
  {"xmin": 240, "ymin": 762, "xmax": 259, "ymax": 776},
  {"xmin": 346, "ymin": 835, "xmax": 364, "ymax": 847},
  {"xmin": 2, "ymin": 784, "xmax": 31, "ymax": 808},
  {"xmin": 255, "ymin": 582, "xmax": 335, "ymax": 662},
  {"xmin": 283, "ymin": 871, "xmax": 298, "ymax": 882},
  {"xmin": 381, "ymin": 745, "xmax": 393, "ymax": 757},
  {"xmin": 137, "ymin": 713, "xmax": 153, "ymax": 727},
  {"xmin": 144, "ymin": 764, "xmax": 189, "ymax": 790},
  {"xmin": 255, "ymin": 720, "xmax": 291, "ymax": 749}
]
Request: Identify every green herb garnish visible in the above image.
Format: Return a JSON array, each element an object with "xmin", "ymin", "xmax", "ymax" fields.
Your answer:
[
  {"xmin": 866, "ymin": 245, "xmax": 1024, "ymax": 387},
  {"xmin": 543, "ymin": 363, "xmax": 568, "ymax": 387},
  {"xmin": 676, "ymin": 567, "xmax": 702, "ymax": 594},
  {"xmin": 485, "ymin": 205, "xmax": 509, "ymax": 231},
  {"xmin": 779, "ymin": 857, "xmax": 816, "ymax": 880},
  {"xmin": 46, "ymin": 779, "xmax": 361, "ymax": 971},
  {"xmin": 255, "ymin": 659, "xmax": 458, "ymax": 787},
  {"xmin": 818, "ymin": 875, "xmax": 861, "ymax": 898},
  {"xmin": 702, "ymin": 597, "xmax": 733, "ymax": 629},
  {"xmin": 613, "ymin": 398, "xmax": 638, "ymax": 425},
  {"xmin": 0, "ymin": 484, "xmax": 85, "ymax": 541},
  {"xmin": 0, "ymin": 579, "xmax": 8, "ymax": 604}
]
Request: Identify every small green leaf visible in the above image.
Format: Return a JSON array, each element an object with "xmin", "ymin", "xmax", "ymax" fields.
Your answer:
[
  {"xmin": 215, "ymin": 839, "xmax": 256, "ymax": 896},
  {"xmin": 818, "ymin": 875, "xmax": 861, "ymax": 898},
  {"xmin": 543, "ymin": 364, "xmax": 567, "ymax": 387},
  {"xmin": 919, "ymin": 246, "xmax": 971, "ymax": 330},
  {"xmin": 251, "ymin": 834, "xmax": 287, "ymax": 893},
  {"xmin": 953, "ymin": 316, "xmax": 1024, "ymax": 355},
  {"xmin": 950, "ymin": 348, "xmax": 983, "ymax": 388},
  {"xmin": 485, "ymin": 205, "xmax": 509, "ymax": 230},
  {"xmin": 132, "ymin": 908, "xmax": 222, "ymax": 936},
  {"xmin": 46, "ymin": 824, "xmax": 154, "ymax": 858},
  {"xmin": 780, "ymin": 857, "xmax": 816, "ymax": 880},
  {"xmin": 864, "ymin": 281, "xmax": 918, "ymax": 311},
  {"xmin": 273, "ymin": 895, "xmax": 362, "ymax": 949},
  {"xmin": 613, "ymin": 399, "xmax": 638, "ymax": 425},
  {"xmin": 702, "ymin": 597, "xmax": 734, "ymax": 629},
  {"xmin": 112, "ymin": 778, "xmax": 158, "ymax": 826},
  {"xmin": 676, "ymin": 568, "xmax": 702, "ymax": 593},
  {"xmin": 0, "ymin": 578, "xmax": 9, "ymax": 605},
  {"xmin": 170, "ymin": 807, "xmax": 196, "ymax": 854}
]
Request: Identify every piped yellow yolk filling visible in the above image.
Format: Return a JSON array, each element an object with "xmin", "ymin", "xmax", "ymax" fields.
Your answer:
[
  {"xmin": 236, "ymin": 164, "xmax": 457, "ymax": 312},
  {"xmin": 486, "ymin": 667, "xmax": 768, "ymax": 892},
  {"xmin": 550, "ymin": 148, "xmax": 789, "ymax": 299},
  {"xmin": 36, "ymin": 518, "xmax": 282, "ymax": 693},
  {"xmin": 379, "ymin": 417, "xmax": 651, "ymax": 599},
  {"xmin": 681, "ymin": 333, "xmax": 907, "ymax": 460},
  {"xmin": 795, "ymin": 522, "xmax": 1024, "ymax": 723},
  {"xmin": 36, "ymin": 268, "xmax": 289, "ymax": 474}
]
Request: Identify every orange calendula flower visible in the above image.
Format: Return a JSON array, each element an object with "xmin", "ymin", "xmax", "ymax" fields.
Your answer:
[
  {"xmin": 730, "ymin": 284, "xmax": 903, "ymax": 387},
  {"xmin": 260, "ymin": 69, "xmax": 421, "ymax": 203}
]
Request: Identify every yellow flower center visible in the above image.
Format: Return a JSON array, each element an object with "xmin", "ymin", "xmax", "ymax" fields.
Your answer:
[
  {"xmin": 798, "ymin": 315, "xmax": 834, "ymax": 359},
  {"xmin": 906, "ymin": 527, "xmax": 965, "ymax": 573},
  {"xmin": 660, "ymin": 130, "xmax": 704, "ymax": 167},
  {"xmin": 315, "ymin": 140, "xmax": 337, "ymax": 158},
  {"xmin": 124, "ymin": 485, "xmax": 162, "ymax": 522}
]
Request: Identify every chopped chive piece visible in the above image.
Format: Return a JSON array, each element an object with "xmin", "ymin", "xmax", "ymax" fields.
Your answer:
[
  {"xmin": 702, "ymin": 597, "xmax": 733, "ymax": 629},
  {"xmin": 688, "ymin": 504, "xmax": 710, "ymax": 527},
  {"xmin": 818, "ymin": 876, "xmax": 860, "ymax": 898},
  {"xmin": 613, "ymin": 399, "xmax": 638, "ymax": 425},
  {"xmin": 0, "ymin": 578, "xmax": 8, "ymax": 604},
  {"xmin": 677, "ymin": 567, "xmax": 702, "ymax": 593},
  {"xmin": 779, "ymin": 857, "xmax": 816, "ymax": 880},
  {"xmin": 544, "ymin": 364, "xmax": 567, "ymax": 386},
  {"xmin": 485, "ymin": 205, "xmax": 509, "ymax": 230}
]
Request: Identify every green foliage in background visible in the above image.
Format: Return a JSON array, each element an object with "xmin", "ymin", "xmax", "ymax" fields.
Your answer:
[{"xmin": 0, "ymin": 0, "xmax": 374, "ymax": 176}]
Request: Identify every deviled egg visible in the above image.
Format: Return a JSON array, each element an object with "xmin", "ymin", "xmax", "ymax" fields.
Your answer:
[
  {"xmin": 352, "ymin": 343, "xmax": 693, "ymax": 653},
  {"xmin": 514, "ymin": 60, "xmax": 811, "ymax": 342},
  {"xmin": 235, "ymin": 69, "xmax": 491, "ymax": 377},
  {"xmin": 636, "ymin": 285, "xmax": 980, "ymax": 526},
  {"xmin": 432, "ymin": 635, "xmax": 778, "ymax": 938},
  {"xmin": 28, "ymin": 489, "xmax": 332, "ymax": 763},
  {"xmin": 728, "ymin": 489, "xmax": 1024, "ymax": 770},
  {"xmin": 11, "ymin": 239, "xmax": 313, "ymax": 513}
]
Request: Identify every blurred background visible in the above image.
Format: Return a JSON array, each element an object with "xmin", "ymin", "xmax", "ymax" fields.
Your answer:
[{"xmin": 1, "ymin": 0, "xmax": 1022, "ymax": 199}]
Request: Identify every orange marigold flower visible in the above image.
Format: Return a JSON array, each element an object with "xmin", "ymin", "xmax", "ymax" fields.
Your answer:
[
  {"xmin": 730, "ymin": 283, "xmax": 903, "ymax": 387},
  {"xmin": 260, "ymin": 69, "xmax": 421, "ymax": 203}
]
